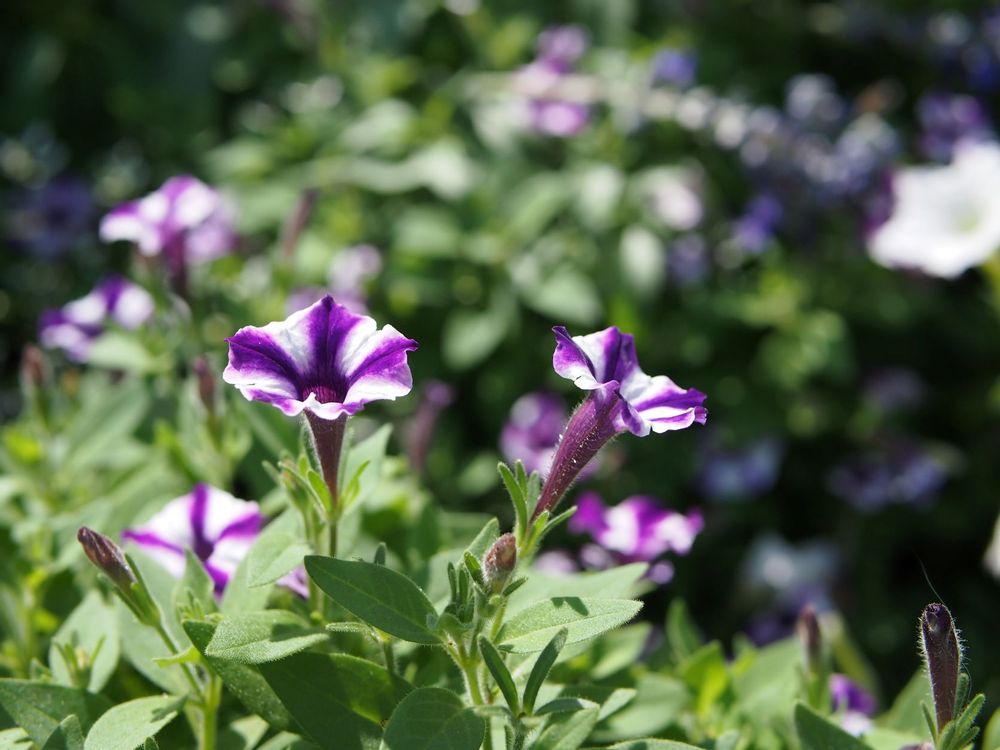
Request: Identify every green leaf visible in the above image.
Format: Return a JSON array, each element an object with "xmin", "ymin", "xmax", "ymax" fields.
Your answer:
[
  {"xmin": 464, "ymin": 518, "xmax": 500, "ymax": 562},
  {"xmin": 48, "ymin": 591, "xmax": 120, "ymax": 692},
  {"xmin": 41, "ymin": 715, "xmax": 84, "ymax": 750},
  {"xmin": 478, "ymin": 637, "xmax": 519, "ymax": 714},
  {"xmin": 506, "ymin": 565, "xmax": 647, "ymax": 617},
  {"xmin": 183, "ymin": 620, "xmax": 292, "ymax": 730},
  {"xmin": 259, "ymin": 652, "xmax": 412, "ymax": 750},
  {"xmin": 217, "ymin": 715, "xmax": 269, "ymax": 750},
  {"xmin": 83, "ymin": 695, "xmax": 184, "ymax": 750},
  {"xmin": 524, "ymin": 628, "xmax": 568, "ymax": 715},
  {"xmin": 677, "ymin": 642, "xmax": 729, "ymax": 716},
  {"xmin": 665, "ymin": 599, "xmax": 702, "ymax": 663},
  {"xmin": 533, "ymin": 704, "xmax": 599, "ymax": 750},
  {"xmin": 85, "ymin": 333, "xmax": 163, "ymax": 374},
  {"xmin": 594, "ymin": 674, "xmax": 689, "ymax": 741},
  {"xmin": 442, "ymin": 293, "xmax": 514, "ymax": 370},
  {"xmin": 305, "ymin": 556, "xmax": 441, "ymax": 644},
  {"xmin": 0, "ymin": 680, "xmax": 110, "ymax": 747},
  {"xmin": 982, "ymin": 706, "xmax": 1000, "ymax": 750},
  {"xmin": 256, "ymin": 733, "xmax": 322, "ymax": 750},
  {"xmin": 534, "ymin": 685, "xmax": 636, "ymax": 723},
  {"xmin": 379, "ymin": 687, "xmax": 485, "ymax": 750},
  {"xmin": 794, "ymin": 703, "xmax": 869, "ymax": 750},
  {"xmin": 63, "ymin": 379, "xmax": 149, "ymax": 472},
  {"xmin": 341, "ymin": 425, "xmax": 392, "ymax": 514},
  {"xmin": 497, "ymin": 598, "xmax": 642, "ymax": 653},
  {"xmin": 204, "ymin": 611, "xmax": 329, "ymax": 664}
]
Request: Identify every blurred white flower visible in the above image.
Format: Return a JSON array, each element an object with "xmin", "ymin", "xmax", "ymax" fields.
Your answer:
[
  {"xmin": 985, "ymin": 514, "xmax": 1000, "ymax": 579},
  {"xmin": 869, "ymin": 141, "xmax": 1000, "ymax": 278}
]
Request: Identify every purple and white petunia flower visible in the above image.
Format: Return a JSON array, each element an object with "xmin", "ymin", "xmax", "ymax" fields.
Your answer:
[
  {"xmin": 570, "ymin": 493, "xmax": 703, "ymax": 584},
  {"xmin": 223, "ymin": 295, "xmax": 417, "ymax": 422},
  {"xmin": 38, "ymin": 275, "xmax": 154, "ymax": 362},
  {"xmin": 100, "ymin": 175, "xmax": 236, "ymax": 264},
  {"xmin": 122, "ymin": 484, "xmax": 261, "ymax": 594},
  {"xmin": 534, "ymin": 326, "xmax": 706, "ymax": 517},
  {"xmin": 516, "ymin": 25, "xmax": 590, "ymax": 138},
  {"xmin": 500, "ymin": 391, "xmax": 569, "ymax": 477},
  {"xmin": 830, "ymin": 674, "xmax": 877, "ymax": 736}
]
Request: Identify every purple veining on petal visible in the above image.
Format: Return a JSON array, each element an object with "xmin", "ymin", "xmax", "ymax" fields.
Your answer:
[
  {"xmin": 224, "ymin": 295, "xmax": 417, "ymax": 421},
  {"xmin": 123, "ymin": 485, "xmax": 262, "ymax": 594}
]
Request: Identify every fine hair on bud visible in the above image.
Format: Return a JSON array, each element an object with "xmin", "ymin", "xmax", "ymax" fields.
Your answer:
[
  {"xmin": 77, "ymin": 526, "xmax": 136, "ymax": 591},
  {"xmin": 483, "ymin": 533, "xmax": 517, "ymax": 594},
  {"xmin": 919, "ymin": 602, "xmax": 962, "ymax": 731}
]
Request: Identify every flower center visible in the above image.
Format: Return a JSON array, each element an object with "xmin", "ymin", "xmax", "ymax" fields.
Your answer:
[{"xmin": 304, "ymin": 384, "xmax": 343, "ymax": 404}]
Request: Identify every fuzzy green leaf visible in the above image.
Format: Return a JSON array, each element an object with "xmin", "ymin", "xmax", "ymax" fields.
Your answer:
[
  {"xmin": 379, "ymin": 687, "xmax": 485, "ymax": 750},
  {"xmin": 246, "ymin": 532, "xmax": 312, "ymax": 588},
  {"xmin": 305, "ymin": 556, "xmax": 441, "ymax": 644},
  {"xmin": 533, "ymin": 704, "xmax": 599, "ymax": 750},
  {"xmin": 82, "ymin": 695, "xmax": 183, "ymax": 750},
  {"xmin": 794, "ymin": 703, "xmax": 869, "ymax": 750},
  {"xmin": 204, "ymin": 610, "xmax": 329, "ymax": 664},
  {"xmin": 497, "ymin": 598, "xmax": 642, "ymax": 653},
  {"xmin": 0, "ymin": 680, "xmax": 110, "ymax": 748}
]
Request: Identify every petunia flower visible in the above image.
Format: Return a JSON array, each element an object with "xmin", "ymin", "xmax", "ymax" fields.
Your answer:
[
  {"xmin": 830, "ymin": 673, "xmax": 876, "ymax": 736},
  {"xmin": 516, "ymin": 25, "xmax": 590, "ymax": 138},
  {"xmin": 534, "ymin": 325, "xmax": 706, "ymax": 517},
  {"xmin": 100, "ymin": 175, "xmax": 236, "ymax": 294},
  {"xmin": 224, "ymin": 295, "xmax": 417, "ymax": 503},
  {"xmin": 868, "ymin": 141, "xmax": 1000, "ymax": 278},
  {"xmin": 570, "ymin": 492, "xmax": 703, "ymax": 583},
  {"xmin": 122, "ymin": 484, "xmax": 261, "ymax": 594},
  {"xmin": 38, "ymin": 275, "xmax": 154, "ymax": 362}
]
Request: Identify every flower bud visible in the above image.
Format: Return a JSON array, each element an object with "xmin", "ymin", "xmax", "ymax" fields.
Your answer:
[
  {"xmin": 483, "ymin": 533, "xmax": 517, "ymax": 594},
  {"xmin": 796, "ymin": 603, "xmax": 822, "ymax": 674},
  {"xmin": 920, "ymin": 602, "xmax": 961, "ymax": 731},
  {"xmin": 20, "ymin": 345, "xmax": 47, "ymax": 390},
  {"xmin": 192, "ymin": 356, "xmax": 216, "ymax": 417},
  {"xmin": 77, "ymin": 527, "xmax": 135, "ymax": 592}
]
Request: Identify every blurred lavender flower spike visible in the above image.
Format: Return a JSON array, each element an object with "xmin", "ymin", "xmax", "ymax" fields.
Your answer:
[
  {"xmin": 917, "ymin": 91, "xmax": 994, "ymax": 162},
  {"xmin": 223, "ymin": 295, "xmax": 418, "ymax": 421},
  {"xmin": 651, "ymin": 48, "xmax": 696, "ymax": 88},
  {"xmin": 500, "ymin": 391, "xmax": 568, "ymax": 477},
  {"xmin": 123, "ymin": 484, "xmax": 261, "ymax": 594},
  {"xmin": 328, "ymin": 244, "xmax": 382, "ymax": 314},
  {"xmin": 100, "ymin": 175, "xmax": 236, "ymax": 264},
  {"xmin": 868, "ymin": 141, "xmax": 1000, "ymax": 278},
  {"xmin": 696, "ymin": 436, "xmax": 783, "ymax": 502},
  {"xmin": 38, "ymin": 275, "xmax": 154, "ymax": 362},
  {"xmin": 535, "ymin": 326, "xmax": 706, "ymax": 516},
  {"xmin": 569, "ymin": 493, "xmax": 703, "ymax": 572},
  {"xmin": 830, "ymin": 674, "xmax": 877, "ymax": 736},
  {"xmin": 8, "ymin": 175, "xmax": 94, "ymax": 259}
]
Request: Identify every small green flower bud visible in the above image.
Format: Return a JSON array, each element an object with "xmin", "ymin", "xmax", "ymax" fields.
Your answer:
[
  {"xmin": 483, "ymin": 533, "xmax": 517, "ymax": 595},
  {"xmin": 77, "ymin": 527, "xmax": 135, "ymax": 592},
  {"xmin": 920, "ymin": 602, "xmax": 961, "ymax": 732}
]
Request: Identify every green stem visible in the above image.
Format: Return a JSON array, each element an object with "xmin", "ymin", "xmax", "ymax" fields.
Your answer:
[
  {"xmin": 152, "ymin": 622, "xmax": 203, "ymax": 698},
  {"xmin": 382, "ymin": 639, "xmax": 396, "ymax": 674},
  {"xmin": 201, "ymin": 675, "xmax": 221, "ymax": 750}
]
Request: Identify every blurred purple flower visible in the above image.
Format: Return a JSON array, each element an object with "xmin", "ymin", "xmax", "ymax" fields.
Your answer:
[
  {"xmin": 828, "ymin": 439, "xmax": 949, "ymax": 512},
  {"xmin": 696, "ymin": 436, "xmax": 783, "ymax": 501},
  {"xmin": 651, "ymin": 48, "xmax": 696, "ymax": 88},
  {"xmin": 7, "ymin": 175, "xmax": 94, "ymax": 259},
  {"xmin": 500, "ymin": 391, "xmax": 568, "ymax": 477},
  {"xmin": 831, "ymin": 674, "xmax": 877, "ymax": 736},
  {"xmin": 533, "ymin": 549, "xmax": 580, "ymax": 576},
  {"xmin": 732, "ymin": 194, "xmax": 783, "ymax": 254},
  {"xmin": 518, "ymin": 25, "xmax": 590, "ymax": 137},
  {"xmin": 100, "ymin": 176, "xmax": 236, "ymax": 293},
  {"xmin": 784, "ymin": 74, "xmax": 846, "ymax": 132},
  {"xmin": 223, "ymin": 295, "xmax": 417, "ymax": 422},
  {"xmin": 38, "ymin": 275, "xmax": 154, "ymax": 362},
  {"xmin": 667, "ymin": 234, "xmax": 710, "ymax": 286},
  {"xmin": 123, "ymin": 484, "xmax": 261, "ymax": 594},
  {"xmin": 570, "ymin": 493, "xmax": 703, "ymax": 561},
  {"xmin": 917, "ymin": 91, "xmax": 994, "ymax": 162},
  {"xmin": 328, "ymin": 244, "xmax": 382, "ymax": 314},
  {"xmin": 535, "ymin": 326, "xmax": 707, "ymax": 516}
]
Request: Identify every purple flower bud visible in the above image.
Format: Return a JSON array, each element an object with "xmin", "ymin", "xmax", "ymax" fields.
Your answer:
[
  {"xmin": 78, "ymin": 526, "xmax": 136, "ymax": 591},
  {"xmin": 483, "ymin": 533, "xmax": 517, "ymax": 594},
  {"xmin": 20, "ymin": 345, "xmax": 47, "ymax": 390},
  {"xmin": 797, "ymin": 603, "xmax": 822, "ymax": 672},
  {"xmin": 192, "ymin": 356, "xmax": 216, "ymax": 417},
  {"xmin": 405, "ymin": 379, "xmax": 455, "ymax": 473},
  {"xmin": 920, "ymin": 602, "xmax": 961, "ymax": 731}
]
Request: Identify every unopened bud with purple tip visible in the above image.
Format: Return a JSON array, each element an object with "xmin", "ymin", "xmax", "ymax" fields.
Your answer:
[
  {"xmin": 192, "ymin": 356, "xmax": 216, "ymax": 418},
  {"xmin": 78, "ymin": 526, "xmax": 135, "ymax": 592},
  {"xmin": 920, "ymin": 602, "xmax": 961, "ymax": 732},
  {"xmin": 483, "ymin": 533, "xmax": 517, "ymax": 595}
]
